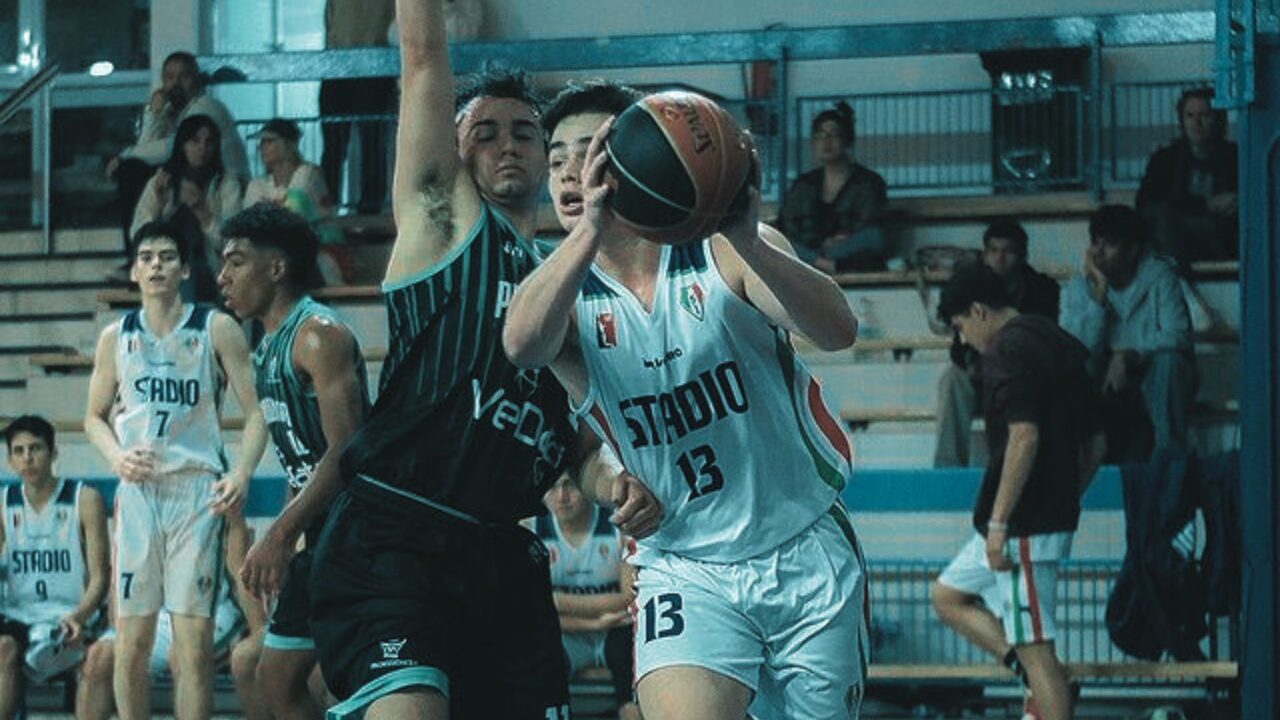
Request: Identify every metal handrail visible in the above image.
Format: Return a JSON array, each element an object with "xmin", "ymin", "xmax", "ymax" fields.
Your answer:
[{"xmin": 0, "ymin": 62, "xmax": 59, "ymax": 127}]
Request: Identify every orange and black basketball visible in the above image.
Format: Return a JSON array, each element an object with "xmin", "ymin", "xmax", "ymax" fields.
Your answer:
[{"xmin": 605, "ymin": 91, "xmax": 754, "ymax": 245}]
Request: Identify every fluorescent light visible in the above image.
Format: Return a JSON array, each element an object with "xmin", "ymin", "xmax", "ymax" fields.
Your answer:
[{"xmin": 89, "ymin": 61, "xmax": 115, "ymax": 77}]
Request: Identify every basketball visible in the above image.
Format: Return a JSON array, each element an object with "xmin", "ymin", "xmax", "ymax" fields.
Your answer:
[{"xmin": 605, "ymin": 91, "xmax": 755, "ymax": 245}]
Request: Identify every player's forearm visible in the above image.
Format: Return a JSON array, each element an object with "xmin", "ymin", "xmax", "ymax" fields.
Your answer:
[
  {"xmin": 397, "ymin": 0, "xmax": 448, "ymax": 65},
  {"xmin": 503, "ymin": 224, "xmax": 602, "ymax": 368},
  {"xmin": 269, "ymin": 449, "xmax": 344, "ymax": 547},
  {"xmin": 73, "ymin": 575, "xmax": 109, "ymax": 622},
  {"xmin": 989, "ymin": 422, "xmax": 1039, "ymax": 526},
  {"xmin": 232, "ymin": 408, "xmax": 268, "ymax": 481},
  {"xmin": 574, "ymin": 441, "xmax": 622, "ymax": 507},
  {"xmin": 555, "ymin": 591, "xmax": 630, "ymax": 618},
  {"xmin": 83, "ymin": 415, "xmax": 123, "ymax": 467},
  {"xmin": 737, "ymin": 230, "xmax": 858, "ymax": 351},
  {"xmin": 1078, "ymin": 431, "xmax": 1106, "ymax": 497}
]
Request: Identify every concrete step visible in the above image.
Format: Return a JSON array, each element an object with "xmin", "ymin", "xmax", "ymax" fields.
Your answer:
[
  {"xmin": 0, "ymin": 283, "xmax": 111, "ymax": 315},
  {"xmin": 0, "ymin": 254, "xmax": 122, "ymax": 284},
  {"xmin": 0, "ymin": 227, "xmax": 121, "ymax": 256},
  {"xmin": 0, "ymin": 313, "xmax": 98, "ymax": 355}
]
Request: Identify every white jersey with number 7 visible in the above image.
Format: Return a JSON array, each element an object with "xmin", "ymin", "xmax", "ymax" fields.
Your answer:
[{"xmin": 112, "ymin": 304, "xmax": 228, "ymax": 477}]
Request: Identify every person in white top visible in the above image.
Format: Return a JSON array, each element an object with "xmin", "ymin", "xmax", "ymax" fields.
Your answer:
[
  {"xmin": 107, "ymin": 52, "xmax": 249, "ymax": 270},
  {"xmin": 84, "ymin": 221, "xmax": 267, "ymax": 720},
  {"xmin": 505, "ymin": 82, "xmax": 868, "ymax": 720},
  {"xmin": 131, "ymin": 115, "xmax": 244, "ymax": 302},
  {"xmin": 0, "ymin": 415, "xmax": 111, "ymax": 719},
  {"xmin": 244, "ymin": 119, "xmax": 333, "ymax": 216}
]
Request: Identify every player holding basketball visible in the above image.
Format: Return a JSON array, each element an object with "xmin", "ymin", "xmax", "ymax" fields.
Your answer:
[
  {"xmin": 305, "ymin": 2, "xmax": 659, "ymax": 719},
  {"xmin": 84, "ymin": 219, "xmax": 268, "ymax": 720},
  {"xmin": 217, "ymin": 202, "xmax": 371, "ymax": 720},
  {"xmin": 504, "ymin": 83, "xmax": 869, "ymax": 719}
]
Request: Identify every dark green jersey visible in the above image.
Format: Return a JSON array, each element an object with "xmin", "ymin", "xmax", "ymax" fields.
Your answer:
[
  {"xmin": 254, "ymin": 296, "xmax": 371, "ymax": 491},
  {"xmin": 342, "ymin": 203, "xmax": 574, "ymax": 523}
]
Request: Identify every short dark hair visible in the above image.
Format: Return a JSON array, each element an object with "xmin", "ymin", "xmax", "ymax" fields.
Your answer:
[
  {"xmin": 455, "ymin": 63, "xmax": 544, "ymax": 120},
  {"xmin": 130, "ymin": 220, "xmax": 191, "ymax": 265},
  {"xmin": 221, "ymin": 203, "xmax": 322, "ymax": 290},
  {"xmin": 3, "ymin": 415, "xmax": 55, "ymax": 453},
  {"xmin": 163, "ymin": 51, "xmax": 199, "ymax": 74},
  {"xmin": 542, "ymin": 80, "xmax": 642, "ymax": 140},
  {"xmin": 1088, "ymin": 204, "xmax": 1144, "ymax": 247},
  {"xmin": 937, "ymin": 263, "xmax": 1014, "ymax": 324},
  {"xmin": 983, "ymin": 219, "xmax": 1029, "ymax": 258},
  {"xmin": 811, "ymin": 101, "xmax": 855, "ymax": 145},
  {"xmin": 1176, "ymin": 86, "xmax": 1227, "ymax": 142}
]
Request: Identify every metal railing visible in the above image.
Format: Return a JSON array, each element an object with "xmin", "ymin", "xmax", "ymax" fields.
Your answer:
[
  {"xmin": 870, "ymin": 559, "xmax": 1233, "ymax": 670},
  {"xmin": 1109, "ymin": 80, "xmax": 1217, "ymax": 184},
  {"xmin": 0, "ymin": 62, "xmax": 57, "ymax": 251},
  {"xmin": 795, "ymin": 88, "xmax": 1087, "ymax": 195}
]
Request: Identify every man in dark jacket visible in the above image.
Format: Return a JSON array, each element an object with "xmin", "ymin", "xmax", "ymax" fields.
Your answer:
[
  {"xmin": 1136, "ymin": 86, "xmax": 1238, "ymax": 265},
  {"xmin": 934, "ymin": 220, "xmax": 1061, "ymax": 467},
  {"xmin": 930, "ymin": 264, "xmax": 1105, "ymax": 720}
]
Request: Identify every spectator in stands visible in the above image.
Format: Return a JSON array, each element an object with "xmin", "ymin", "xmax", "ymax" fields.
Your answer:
[
  {"xmin": 931, "ymin": 265, "xmax": 1106, "ymax": 720},
  {"xmin": 244, "ymin": 119, "xmax": 332, "ymax": 216},
  {"xmin": 106, "ymin": 51, "xmax": 250, "ymax": 274},
  {"xmin": 535, "ymin": 472, "xmax": 641, "ymax": 720},
  {"xmin": 775, "ymin": 101, "xmax": 889, "ymax": 273},
  {"xmin": 321, "ymin": 0, "xmax": 396, "ymax": 214},
  {"xmin": 245, "ymin": 120, "xmax": 354, "ymax": 284},
  {"xmin": 1136, "ymin": 87, "xmax": 1239, "ymax": 267},
  {"xmin": 131, "ymin": 115, "xmax": 244, "ymax": 302},
  {"xmin": 0, "ymin": 416, "xmax": 111, "ymax": 719},
  {"xmin": 933, "ymin": 220, "xmax": 1060, "ymax": 467},
  {"xmin": 78, "ymin": 509, "xmax": 274, "ymax": 720},
  {"xmin": 1060, "ymin": 205, "xmax": 1196, "ymax": 461}
]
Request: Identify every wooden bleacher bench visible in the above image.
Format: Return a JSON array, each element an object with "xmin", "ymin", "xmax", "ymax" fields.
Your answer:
[
  {"xmin": 869, "ymin": 661, "xmax": 1238, "ymax": 682},
  {"xmin": 94, "ymin": 260, "xmax": 1240, "ymax": 309},
  {"xmin": 28, "ymin": 347, "xmax": 389, "ymax": 375},
  {"xmin": 841, "ymin": 400, "xmax": 1239, "ymax": 430},
  {"xmin": 833, "ymin": 260, "xmax": 1236, "ymax": 288}
]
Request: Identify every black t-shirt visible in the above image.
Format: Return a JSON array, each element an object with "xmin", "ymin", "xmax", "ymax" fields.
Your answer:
[
  {"xmin": 975, "ymin": 314, "xmax": 1101, "ymax": 537},
  {"xmin": 340, "ymin": 204, "xmax": 574, "ymax": 524}
]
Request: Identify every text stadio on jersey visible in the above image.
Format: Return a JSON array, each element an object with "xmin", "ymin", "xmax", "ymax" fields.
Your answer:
[
  {"xmin": 113, "ymin": 305, "xmax": 227, "ymax": 477},
  {"xmin": 254, "ymin": 296, "xmax": 371, "ymax": 492},
  {"xmin": 575, "ymin": 240, "xmax": 851, "ymax": 563},
  {"xmin": 341, "ymin": 204, "xmax": 574, "ymax": 523},
  {"xmin": 535, "ymin": 508, "xmax": 625, "ymax": 596},
  {"xmin": 2, "ymin": 480, "xmax": 87, "ymax": 624}
]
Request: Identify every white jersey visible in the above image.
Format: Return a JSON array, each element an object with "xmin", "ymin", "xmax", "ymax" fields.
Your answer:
[
  {"xmin": 113, "ymin": 304, "xmax": 227, "ymax": 477},
  {"xmin": 1, "ymin": 480, "xmax": 87, "ymax": 624},
  {"xmin": 535, "ymin": 508, "xmax": 625, "ymax": 596},
  {"xmin": 574, "ymin": 240, "xmax": 850, "ymax": 563}
]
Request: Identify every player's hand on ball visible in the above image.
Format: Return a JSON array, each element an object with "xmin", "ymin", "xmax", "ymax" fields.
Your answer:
[
  {"xmin": 210, "ymin": 473, "xmax": 248, "ymax": 515},
  {"xmin": 56, "ymin": 614, "xmax": 84, "ymax": 645},
  {"xmin": 241, "ymin": 528, "xmax": 294, "ymax": 599},
  {"xmin": 581, "ymin": 117, "xmax": 616, "ymax": 232},
  {"xmin": 114, "ymin": 447, "xmax": 157, "ymax": 483},
  {"xmin": 610, "ymin": 472, "xmax": 662, "ymax": 539}
]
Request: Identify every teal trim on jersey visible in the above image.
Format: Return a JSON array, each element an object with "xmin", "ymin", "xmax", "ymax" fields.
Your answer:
[
  {"xmin": 325, "ymin": 666, "xmax": 449, "ymax": 720},
  {"xmin": 381, "ymin": 206, "xmax": 493, "ymax": 293},
  {"xmin": 262, "ymin": 632, "xmax": 317, "ymax": 651},
  {"xmin": 667, "ymin": 242, "xmax": 709, "ymax": 276},
  {"xmin": 774, "ymin": 333, "xmax": 846, "ymax": 491},
  {"xmin": 827, "ymin": 503, "xmax": 859, "ymax": 552}
]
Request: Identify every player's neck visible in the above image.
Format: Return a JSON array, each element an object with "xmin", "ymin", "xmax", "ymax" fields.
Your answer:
[
  {"xmin": 596, "ymin": 233, "xmax": 662, "ymax": 290},
  {"xmin": 141, "ymin": 294, "xmax": 187, "ymax": 336},
  {"xmin": 21, "ymin": 475, "xmax": 57, "ymax": 511},
  {"xmin": 270, "ymin": 158, "xmax": 300, "ymax": 187},
  {"xmin": 557, "ymin": 509, "xmax": 593, "ymax": 542},
  {"xmin": 261, "ymin": 291, "xmax": 304, "ymax": 333},
  {"xmin": 489, "ymin": 197, "xmax": 539, "ymax": 240}
]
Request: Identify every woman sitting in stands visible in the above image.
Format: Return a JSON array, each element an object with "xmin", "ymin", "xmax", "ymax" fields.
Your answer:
[
  {"xmin": 245, "ymin": 118, "xmax": 353, "ymax": 284},
  {"xmin": 131, "ymin": 114, "xmax": 243, "ymax": 301},
  {"xmin": 775, "ymin": 101, "xmax": 889, "ymax": 273}
]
